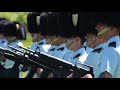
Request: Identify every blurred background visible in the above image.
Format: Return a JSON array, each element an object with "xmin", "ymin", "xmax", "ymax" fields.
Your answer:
[{"xmin": 0, "ymin": 12, "xmax": 33, "ymax": 48}]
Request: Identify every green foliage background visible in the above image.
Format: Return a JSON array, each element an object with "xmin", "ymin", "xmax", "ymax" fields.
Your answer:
[{"xmin": 0, "ymin": 12, "xmax": 33, "ymax": 48}]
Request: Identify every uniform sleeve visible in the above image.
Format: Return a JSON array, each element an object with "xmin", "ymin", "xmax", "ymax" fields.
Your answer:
[{"xmin": 98, "ymin": 48, "xmax": 119, "ymax": 77}]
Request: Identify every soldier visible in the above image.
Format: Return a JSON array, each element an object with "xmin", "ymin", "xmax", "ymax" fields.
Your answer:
[
  {"xmin": 62, "ymin": 12, "xmax": 78, "ymax": 62},
  {"xmin": 83, "ymin": 29, "xmax": 108, "ymax": 78},
  {"xmin": 0, "ymin": 18, "xmax": 10, "ymax": 78},
  {"xmin": 1, "ymin": 21, "xmax": 27, "ymax": 78},
  {"xmin": 51, "ymin": 12, "xmax": 75, "ymax": 60},
  {"xmin": 46, "ymin": 12, "xmax": 75, "ymax": 78},
  {"xmin": 38, "ymin": 12, "xmax": 63, "ymax": 78},
  {"xmin": 94, "ymin": 12, "xmax": 120, "ymax": 78},
  {"xmin": 46, "ymin": 12, "xmax": 60, "ymax": 56},
  {"xmin": 27, "ymin": 12, "xmax": 51, "ymax": 53},
  {"xmin": 83, "ymin": 12, "xmax": 120, "ymax": 78},
  {"xmin": 49, "ymin": 12, "xmax": 77, "ymax": 78},
  {"xmin": 0, "ymin": 19, "xmax": 9, "ymax": 48},
  {"xmin": 67, "ymin": 12, "xmax": 89, "ymax": 65},
  {"xmin": 26, "ymin": 12, "xmax": 52, "ymax": 78},
  {"xmin": 66, "ymin": 12, "xmax": 97, "ymax": 78}
]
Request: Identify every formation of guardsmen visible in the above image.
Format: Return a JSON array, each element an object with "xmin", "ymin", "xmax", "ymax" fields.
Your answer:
[{"xmin": 0, "ymin": 12, "xmax": 120, "ymax": 78}]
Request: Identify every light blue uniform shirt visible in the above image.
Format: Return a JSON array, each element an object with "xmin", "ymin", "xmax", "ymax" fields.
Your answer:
[
  {"xmin": 31, "ymin": 39, "xmax": 51, "ymax": 53},
  {"xmin": 3, "ymin": 40, "xmax": 23, "ymax": 69},
  {"xmin": 70, "ymin": 48, "xmax": 88, "ymax": 65},
  {"xmin": 83, "ymin": 42, "xmax": 94, "ymax": 54},
  {"xmin": 47, "ymin": 45, "xmax": 57, "ymax": 56},
  {"xmin": 52, "ymin": 43, "xmax": 69, "ymax": 59},
  {"xmin": 0, "ymin": 39, "xmax": 8, "ymax": 65},
  {"xmin": 63, "ymin": 49, "xmax": 74, "ymax": 62},
  {"xmin": 96, "ymin": 36, "xmax": 120, "ymax": 78},
  {"xmin": 0, "ymin": 39, "xmax": 8, "ymax": 48},
  {"xmin": 30, "ymin": 39, "xmax": 51, "ymax": 78},
  {"xmin": 84, "ymin": 43, "xmax": 106, "ymax": 78}
]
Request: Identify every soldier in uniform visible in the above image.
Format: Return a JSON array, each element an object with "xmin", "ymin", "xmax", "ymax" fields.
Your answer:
[
  {"xmin": 46, "ymin": 12, "xmax": 75, "ymax": 78},
  {"xmin": 27, "ymin": 12, "xmax": 51, "ymax": 53},
  {"xmin": 80, "ymin": 13, "xmax": 107, "ymax": 78},
  {"xmin": 66, "ymin": 12, "xmax": 90, "ymax": 65},
  {"xmin": 0, "ymin": 19, "xmax": 9, "ymax": 48},
  {"xmin": 0, "ymin": 18, "xmax": 10, "ymax": 78},
  {"xmin": 49, "ymin": 12, "xmax": 77, "ymax": 78},
  {"xmin": 62, "ymin": 12, "xmax": 78, "ymax": 62},
  {"xmin": 46, "ymin": 12, "xmax": 60, "ymax": 56},
  {"xmin": 26, "ymin": 12, "xmax": 52, "ymax": 78},
  {"xmin": 94, "ymin": 12, "xmax": 120, "ymax": 78},
  {"xmin": 82, "ymin": 12, "xmax": 120, "ymax": 78},
  {"xmin": 51, "ymin": 12, "xmax": 72, "ymax": 60},
  {"xmin": 1, "ymin": 21, "xmax": 27, "ymax": 78},
  {"xmin": 66, "ymin": 12, "xmax": 98, "ymax": 78}
]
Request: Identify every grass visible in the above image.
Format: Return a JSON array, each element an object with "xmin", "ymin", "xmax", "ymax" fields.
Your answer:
[{"xmin": 21, "ymin": 32, "xmax": 33, "ymax": 48}]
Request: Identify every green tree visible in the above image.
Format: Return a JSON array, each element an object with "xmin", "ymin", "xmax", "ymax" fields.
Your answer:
[
  {"xmin": 0, "ymin": 12, "xmax": 28, "ymax": 24},
  {"xmin": 0, "ymin": 12, "xmax": 33, "ymax": 48}
]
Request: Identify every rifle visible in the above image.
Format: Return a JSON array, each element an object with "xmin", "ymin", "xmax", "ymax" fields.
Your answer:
[
  {"xmin": 0, "ymin": 46, "xmax": 94, "ymax": 78},
  {"xmin": 0, "ymin": 46, "xmax": 52, "ymax": 78},
  {"xmin": 6, "ymin": 45, "xmax": 52, "ymax": 78},
  {"xmin": 18, "ymin": 45, "xmax": 94, "ymax": 78}
]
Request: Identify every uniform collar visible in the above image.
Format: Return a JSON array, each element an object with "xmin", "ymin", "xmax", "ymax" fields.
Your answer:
[
  {"xmin": 106, "ymin": 36, "xmax": 120, "ymax": 45},
  {"xmin": 83, "ymin": 42, "xmax": 93, "ymax": 53},
  {"xmin": 37, "ymin": 39, "xmax": 46, "ymax": 45},
  {"xmin": 94, "ymin": 43, "xmax": 106, "ymax": 49},
  {"xmin": 56, "ymin": 43, "xmax": 66, "ymax": 50},
  {"xmin": 83, "ymin": 41, "xmax": 87, "ymax": 47},
  {"xmin": 86, "ymin": 47, "xmax": 93, "ymax": 53},
  {"xmin": 73, "ymin": 48, "xmax": 86, "ymax": 57}
]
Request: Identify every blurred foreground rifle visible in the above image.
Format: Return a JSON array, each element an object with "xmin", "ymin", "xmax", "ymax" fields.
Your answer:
[
  {"xmin": 0, "ymin": 46, "xmax": 94, "ymax": 78},
  {"xmin": 0, "ymin": 46, "xmax": 51, "ymax": 78},
  {"xmin": 18, "ymin": 45, "xmax": 94, "ymax": 78}
]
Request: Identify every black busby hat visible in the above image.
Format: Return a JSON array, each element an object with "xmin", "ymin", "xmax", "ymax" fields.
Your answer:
[
  {"xmin": 57, "ymin": 12, "xmax": 96, "ymax": 38},
  {"xmin": 92, "ymin": 12, "xmax": 120, "ymax": 28},
  {"xmin": 73, "ymin": 12, "xmax": 98, "ymax": 37},
  {"xmin": 0, "ymin": 17, "xmax": 7, "ymax": 21},
  {"xmin": 27, "ymin": 12, "xmax": 49, "ymax": 36},
  {"xmin": 2, "ymin": 21, "xmax": 18, "ymax": 37},
  {"xmin": 45, "ymin": 12, "xmax": 59, "ymax": 36},
  {"xmin": 0, "ymin": 19, "xmax": 10, "ymax": 34},
  {"xmin": 2, "ymin": 21, "xmax": 27, "ymax": 40},
  {"xmin": 13, "ymin": 21, "xmax": 27, "ymax": 40},
  {"xmin": 0, "ymin": 17, "xmax": 9, "ymax": 33},
  {"xmin": 36, "ymin": 12, "xmax": 48, "ymax": 36},
  {"xmin": 27, "ymin": 12, "xmax": 42, "ymax": 33},
  {"xmin": 57, "ymin": 12, "xmax": 77, "ymax": 38}
]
